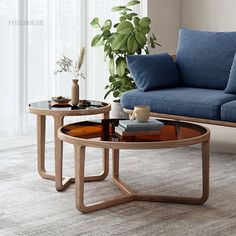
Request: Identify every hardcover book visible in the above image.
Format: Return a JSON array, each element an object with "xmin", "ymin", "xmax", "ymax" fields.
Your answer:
[
  {"xmin": 115, "ymin": 126, "xmax": 161, "ymax": 137},
  {"xmin": 118, "ymin": 119, "xmax": 164, "ymax": 131}
]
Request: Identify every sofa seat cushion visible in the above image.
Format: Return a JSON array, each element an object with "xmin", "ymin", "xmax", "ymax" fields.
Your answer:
[
  {"xmin": 176, "ymin": 28, "xmax": 236, "ymax": 90},
  {"xmin": 121, "ymin": 87, "xmax": 236, "ymax": 120},
  {"xmin": 221, "ymin": 100, "xmax": 236, "ymax": 122}
]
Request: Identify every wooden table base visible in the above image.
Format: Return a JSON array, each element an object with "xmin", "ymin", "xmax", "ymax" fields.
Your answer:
[
  {"xmin": 74, "ymin": 141, "xmax": 210, "ymax": 213},
  {"xmin": 37, "ymin": 114, "xmax": 109, "ymax": 191}
]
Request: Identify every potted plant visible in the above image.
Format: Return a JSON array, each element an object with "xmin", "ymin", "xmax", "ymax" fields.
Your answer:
[
  {"xmin": 54, "ymin": 47, "xmax": 85, "ymax": 106},
  {"xmin": 90, "ymin": 0, "xmax": 160, "ymax": 116}
]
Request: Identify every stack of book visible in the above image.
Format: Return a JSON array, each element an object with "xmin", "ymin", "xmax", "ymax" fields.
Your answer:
[{"xmin": 115, "ymin": 119, "xmax": 164, "ymax": 137}]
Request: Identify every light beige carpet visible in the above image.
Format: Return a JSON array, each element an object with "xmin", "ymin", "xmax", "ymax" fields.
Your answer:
[{"xmin": 0, "ymin": 142, "xmax": 235, "ymax": 236}]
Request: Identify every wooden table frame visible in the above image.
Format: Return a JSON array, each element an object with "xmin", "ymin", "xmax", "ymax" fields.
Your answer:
[
  {"xmin": 58, "ymin": 120, "xmax": 210, "ymax": 213},
  {"xmin": 28, "ymin": 100, "xmax": 111, "ymax": 191}
]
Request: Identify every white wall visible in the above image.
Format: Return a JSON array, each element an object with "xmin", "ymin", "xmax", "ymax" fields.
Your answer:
[
  {"xmin": 147, "ymin": 0, "xmax": 181, "ymax": 54},
  {"xmin": 148, "ymin": 0, "xmax": 236, "ymax": 51},
  {"xmin": 181, "ymin": 0, "xmax": 236, "ymax": 31}
]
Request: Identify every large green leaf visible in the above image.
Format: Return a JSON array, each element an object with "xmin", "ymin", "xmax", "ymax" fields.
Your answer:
[
  {"xmin": 127, "ymin": 35, "xmax": 138, "ymax": 53},
  {"xmin": 122, "ymin": 76, "xmax": 133, "ymax": 85},
  {"xmin": 114, "ymin": 23, "xmax": 119, "ymax": 28},
  {"xmin": 112, "ymin": 6, "xmax": 124, "ymax": 12},
  {"xmin": 90, "ymin": 18, "xmax": 99, "ymax": 28},
  {"xmin": 113, "ymin": 91, "xmax": 120, "ymax": 98},
  {"xmin": 91, "ymin": 34, "xmax": 102, "ymax": 47},
  {"xmin": 101, "ymin": 20, "xmax": 112, "ymax": 31},
  {"xmin": 125, "ymin": 13, "xmax": 138, "ymax": 21},
  {"xmin": 127, "ymin": 0, "xmax": 140, "ymax": 6},
  {"xmin": 104, "ymin": 89, "xmax": 113, "ymax": 99},
  {"xmin": 139, "ymin": 17, "xmax": 151, "ymax": 27},
  {"xmin": 117, "ymin": 21, "xmax": 134, "ymax": 35},
  {"xmin": 133, "ymin": 17, "xmax": 140, "ymax": 26},
  {"xmin": 109, "ymin": 76, "xmax": 115, "ymax": 82},
  {"xmin": 116, "ymin": 58, "xmax": 126, "ymax": 77},
  {"xmin": 124, "ymin": 7, "xmax": 132, "ymax": 12},
  {"xmin": 120, "ymin": 16, "xmax": 126, "ymax": 22},
  {"xmin": 135, "ymin": 31, "xmax": 146, "ymax": 47},
  {"xmin": 102, "ymin": 30, "xmax": 110, "ymax": 40},
  {"xmin": 137, "ymin": 26, "xmax": 150, "ymax": 34},
  {"xmin": 109, "ymin": 58, "xmax": 114, "ymax": 76},
  {"xmin": 111, "ymin": 34, "xmax": 129, "ymax": 51},
  {"xmin": 127, "ymin": 35, "xmax": 135, "ymax": 52}
]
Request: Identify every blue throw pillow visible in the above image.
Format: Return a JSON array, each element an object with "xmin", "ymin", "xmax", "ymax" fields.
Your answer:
[
  {"xmin": 176, "ymin": 28, "xmax": 236, "ymax": 90},
  {"xmin": 127, "ymin": 53, "xmax": 180, "ymax": 92},
  {"xmin": 225, "ymin": 54, "xmax": 236, "ymax": 94}
]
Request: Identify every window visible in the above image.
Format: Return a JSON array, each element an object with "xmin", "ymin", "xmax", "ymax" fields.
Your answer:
[{"xmin": 0, "ymin": 0, "xmax": 143, "ymax": 139}]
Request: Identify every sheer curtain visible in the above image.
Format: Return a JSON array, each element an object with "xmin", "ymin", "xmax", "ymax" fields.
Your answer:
[{"xmin": 0, "ymin": 0, "xmax": 143, "ymax": 139}]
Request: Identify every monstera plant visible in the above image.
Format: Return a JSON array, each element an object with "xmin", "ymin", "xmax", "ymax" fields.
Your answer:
[{"xmin": 90, "ymin": 0, "xmax": 160, "ymax": 101}]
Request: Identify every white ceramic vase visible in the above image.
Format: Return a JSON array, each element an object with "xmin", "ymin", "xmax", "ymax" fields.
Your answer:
[
  {"xmin": 71, "ymin": 79, "xmax": 79, "ymax": 106},
  {"xmin": 110, "ymin": 101, "xmax": 129, "ymax": 119}
]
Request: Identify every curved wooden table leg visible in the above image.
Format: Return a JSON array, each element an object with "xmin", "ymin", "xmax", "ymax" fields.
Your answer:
[
  {"xmin": 135, "ymin": 139, "xmax": 210, "ymax": 205},
  {"xmin": 200, "ymin": 139, "xmax": 210, "ymax": 204},
  {"xmin": 54, "ymin": 115, "xmax": 72, "ymax": 191},
  {"xmin": 83, "ymin": 111, "xmax": 111, "ymax": 182},
  {"xmin": 37, "ymin": 115, "xmax": 55, "ymax": 180},
  {"xmin": 79, "ymin": 111, "xmax": 110, "ymax": 182},
  {"xmin": 73, "ymin": 139, "xmax": 210, "ymax": 213},
  {"xmin": 74, "ymin": 145, "xmax": 133, "ymax": 213},
  {"xmin": 113, "ymin": 140, "xmax": 209, "ymax": 206},
  {"xmin": 112, "ymin": 149, "xmax": 135, "ymax": 195},
  {"xmin": 84, "ymin": 148, "xmax": 109, "ymax": 182},
  {"xmin": 37, "ymin": 114, "xmax": 109, "ymax": 191}
]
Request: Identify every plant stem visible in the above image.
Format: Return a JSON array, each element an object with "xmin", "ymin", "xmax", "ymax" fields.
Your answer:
[{"xmin": 71, "ymin": 64, "xmax": 77, "ymax": 80}]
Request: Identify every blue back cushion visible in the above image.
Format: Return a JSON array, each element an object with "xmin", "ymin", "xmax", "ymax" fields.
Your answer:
[
  {"xmin": 225, "ymin": 54, "xmax": 236, "ymax": 94},
  {"xmin": 127, "ymin": 53, "xmax": 180, "ymax": 92},
  {"xmin": 176, "ymin": 28, "xmax": 236, "ymax": 89}
]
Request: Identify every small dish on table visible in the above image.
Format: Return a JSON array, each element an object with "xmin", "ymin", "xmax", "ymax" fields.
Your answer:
[
  {"xmin": 79, "ymin": 100, "xmax": 91, "ymax": 107},
  {"xmin": 51, "ymin": 96, "xmax": 71, "ymax": 104}
]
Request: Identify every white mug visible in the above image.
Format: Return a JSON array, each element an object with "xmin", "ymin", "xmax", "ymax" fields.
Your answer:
[{"xmin": 130, "ymin": 105, "xmax": 150, "ymax": 122}]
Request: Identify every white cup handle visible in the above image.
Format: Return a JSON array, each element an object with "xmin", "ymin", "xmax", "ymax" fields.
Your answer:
[{"xmin": 130, "ymin": 111, "xmax": 136, "ymax": 120}]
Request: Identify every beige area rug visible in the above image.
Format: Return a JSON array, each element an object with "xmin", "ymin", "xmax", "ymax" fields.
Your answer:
[{"xmin": 0, "ymin": 142, "xmax": 235, "ymax": 236}]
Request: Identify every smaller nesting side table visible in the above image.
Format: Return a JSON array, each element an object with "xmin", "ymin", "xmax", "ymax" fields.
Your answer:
[{"xmin": 28, "ymin": 100, "xmax": 111, "ymax": 191}]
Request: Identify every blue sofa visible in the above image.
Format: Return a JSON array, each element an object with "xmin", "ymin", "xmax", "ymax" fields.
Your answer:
[{"xmin": 121, "ymin": 28, "xmax": 236, "ymax": 126}]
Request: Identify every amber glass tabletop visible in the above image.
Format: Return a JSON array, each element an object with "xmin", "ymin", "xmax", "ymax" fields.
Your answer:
[{"xmin": 58, "ymin": 119, "xmax": 210, "ymax": 149}]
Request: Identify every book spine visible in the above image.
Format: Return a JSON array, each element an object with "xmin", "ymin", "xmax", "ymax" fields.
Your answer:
[
  {"xmin": 115, "ymin": 127, "xmax": 160, "ymax": 136},
  {"xmin": 119, "ymin": 123, "xmax": 163, "ymax": 130},
  {"xmin": 118, "ymin": 125, "xmax": 162, "ymax": 131}
]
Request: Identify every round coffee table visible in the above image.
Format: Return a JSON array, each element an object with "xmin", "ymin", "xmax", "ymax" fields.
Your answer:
[
  {"xmin": 58, "ymin": 119, "xmax": 210, "ymax": 213},
  {"xmin": 28, "ymin": 100, "xmax": 111, "ymax": 191}
]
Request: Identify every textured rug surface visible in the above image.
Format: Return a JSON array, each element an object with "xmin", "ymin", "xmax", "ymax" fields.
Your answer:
[{"xmin": 0, "ymin": 143, "xmax": 235, "ymax": 236}]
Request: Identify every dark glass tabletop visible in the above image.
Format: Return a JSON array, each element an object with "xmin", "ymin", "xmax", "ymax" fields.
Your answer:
[
  {"xmin": 60, "ymin": 119, "xmax": 208, "ymax": 143},
  {"xmin": 28, "ymin": 100, "xmax": 111, "ymax": 116},
  {"xmin": 29, "ymin": 100, "xmax": 108, "ymax": 111}
]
